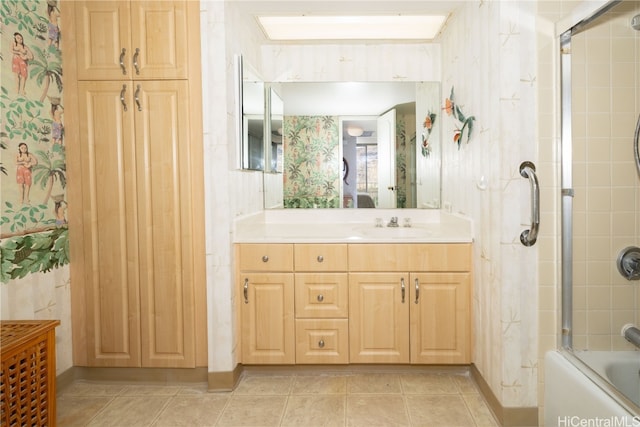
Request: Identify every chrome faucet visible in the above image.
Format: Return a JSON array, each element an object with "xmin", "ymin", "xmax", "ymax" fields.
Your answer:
[{"xmin": 387, "ymin": 217, "xmax": 399, "ymax": 227}]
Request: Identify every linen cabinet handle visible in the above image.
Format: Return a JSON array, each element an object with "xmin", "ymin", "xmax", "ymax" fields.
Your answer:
[
  {"xmin": 401, "ymin": 278, "xmax": 405, "ymax": 303},
  {"xmin": 414, "ymin": 278, "xmax": 420, "ymax": 304},
  {"xmin": 119, "ymin": 48, "xmax": 127, "ymax": 75},
  {"xmin": 120, "ymin": 84, "xmax": 128, "ymax": 112},
  {"xmin": 134, "ymin": 85, "xmax": 142, "ymax": 111},
  {"xmin": 133, "ymin": 48, "xmax": 140, "ymax": 75},
  {"xmin": 243, "ymin": 278, "xmax": 249, "ymax": 304}
]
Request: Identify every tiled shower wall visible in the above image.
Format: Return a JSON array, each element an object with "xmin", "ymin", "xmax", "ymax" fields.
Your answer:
[{"xmin": 570, "ymin": 1, "xmax": 640, "ymax": 351}]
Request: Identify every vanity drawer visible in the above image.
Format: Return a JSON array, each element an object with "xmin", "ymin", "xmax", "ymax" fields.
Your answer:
[
  {"xmin": 295, "ymin": 319, "xmax": 349, "ymax": 364},
  {"xmin": 348, "ymin": 244, "xmax": 471, "ymax": 272},
  {"xmin": 238, "ymin": 244, "xmax": 294, "ymax": 271},
  {"xmin": 294, "ymin": 244, "xmax": 348, "ymax": 271},
  {"xmin": 295, "ymin": 273, "xmax": 348, "ymax": 318}
]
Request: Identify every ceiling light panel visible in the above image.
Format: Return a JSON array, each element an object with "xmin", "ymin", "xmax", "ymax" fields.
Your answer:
[{"xmin": 258, "ymin": 15, "xmax": 447, "ymax": 41}]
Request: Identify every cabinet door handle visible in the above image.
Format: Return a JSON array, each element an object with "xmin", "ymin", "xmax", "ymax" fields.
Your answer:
[
  {"xmin": 134, "ymin": 84, "xmax": 142, "ymax": 111},
  {"xmin": 316, "ymin": 294, "xmax": 324, "ymax": 302},
  {"xmin": 318, "ymin": 339, "xmax": 325, "ymax": 348},
  {"xmin": 120, "ymin": 84, "xmax": 128, "ymax": 112},
  {"xmin": 317, "ymin": 255, "xmax": 324, "ymax": 263},
  {"xmin": 133, "ymin": 48, "xmax": 140, "ymax": 75},
  {"xmin": 261, "ymin": 255, "xmax": 269, "ymax": 263},
  {"xmin": 401, "ymin": 277, "xmax": 405, "ymax": 303},
  {"xmin": 119, "ymin": 48, "xmax": 127, "ymax": 75},
  {"xmin": 243, "ymin": 278, "xmax": 249, "ymax": 304},
  {"xmin": 414, "ymin": 278, "xmax": 420, "ymax": 304}
]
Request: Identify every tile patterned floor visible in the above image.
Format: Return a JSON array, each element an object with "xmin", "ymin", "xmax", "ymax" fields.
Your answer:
[{"xmin": 57, "ymin": 369, "xmax": 499, "ymax": 426}]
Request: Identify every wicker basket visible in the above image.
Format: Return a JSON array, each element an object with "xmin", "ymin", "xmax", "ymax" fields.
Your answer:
[{"xmin": 1, "ymin": 320, "xmax": 60, "ymax": 427}]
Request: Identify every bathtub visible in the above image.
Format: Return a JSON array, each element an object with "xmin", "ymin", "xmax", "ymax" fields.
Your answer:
[{"xmin": 545, "ymin": 350, "xmax": 640, "ymax": 426}]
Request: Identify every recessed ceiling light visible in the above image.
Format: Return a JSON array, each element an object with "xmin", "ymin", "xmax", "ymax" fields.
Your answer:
[{"xmin": 258, "ymin": 15, "xmax": 447, "ymax": 41}]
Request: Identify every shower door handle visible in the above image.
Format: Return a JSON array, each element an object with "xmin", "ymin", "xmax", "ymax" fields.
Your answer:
[
  {"xmin": 634, "ymin": 114, "xmax": 640, "ymax": 178},
  {"xmin": 520, "ymin": 161, "xmax": 539, "ymax": 247}
]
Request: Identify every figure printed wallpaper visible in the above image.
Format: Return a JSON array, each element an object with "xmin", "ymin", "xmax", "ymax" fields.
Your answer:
[
  {"xmin": 1, "ymin": 0, "xmax": 68, "ymax": 283},
  {"xmin": 282, "ymin": 115, "xmax": 341, "ymax": 208}
]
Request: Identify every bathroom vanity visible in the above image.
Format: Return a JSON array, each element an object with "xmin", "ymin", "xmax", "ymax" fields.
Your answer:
[{"xmin": 235, "ymin": 210, "xmax": 473, "ymax": 366}]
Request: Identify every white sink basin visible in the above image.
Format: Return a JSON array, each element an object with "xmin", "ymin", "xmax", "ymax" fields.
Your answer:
[{"xmin": 353, "ymin": 225, "xmax": 439, "ymax": 239}]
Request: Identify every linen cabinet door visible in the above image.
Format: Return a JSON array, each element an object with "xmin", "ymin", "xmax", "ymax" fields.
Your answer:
[
  {"xmin": 349, "ymin": 273, "xmax": 410, "ymax": 363},
  {"xmin": 130, "ymin": 1, "xmax": 189, "ymax": 79},
  {"xmin": 409, "ymin": 273, "xmax": 471, "ymax": 364},
  {"xmin": 134, "ymin": 80, "xmax": 196, "ymax": 367},
  {"xmin": 75, "ymin": 1, "xmax": 132, "ymax": 80},
  {"xmin": 77, "ymin": 81, "xmax": 140, "ymax": 367},
  {"xmin": 241, "ymin": 273, "xmax": 295, "ymax": 364}
]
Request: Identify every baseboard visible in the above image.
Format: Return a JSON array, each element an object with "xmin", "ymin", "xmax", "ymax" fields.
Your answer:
[
  {"xmin": 207, "ymin": 364, "xmax": 243, "ymax": 392},
  {"xmin": 57, "ymin": 366, "xmax": 208, "ymax": 392},
  {"xmin": 470, "ymin": 364, "xmax": 538, "ymax": 427}
]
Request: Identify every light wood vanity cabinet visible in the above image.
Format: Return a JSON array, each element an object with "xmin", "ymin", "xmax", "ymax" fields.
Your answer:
[
  {"xmin": 294, "ymin": 244, "xmax": 349, "ymax": 364},
  {"xmin": 349, "ymin": 244, "xmax": 472, "ymax": 364},
  {"xmin": 236, "ymin": 243, "xmax": 472, "ymax": 365},
  {"xmin": 238, "ymin": 244, "xmax": 295, "ymax": 365}
]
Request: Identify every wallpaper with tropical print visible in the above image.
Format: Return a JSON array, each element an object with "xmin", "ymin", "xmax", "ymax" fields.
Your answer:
[
  {"xmin": 395, "ymin": 109, "xmax": 417, "ymax": 208},
  {"xmin": 1, "ymin": 0, "xmax": 68, "ymax": 283},
  {"xmin": 282, "ymin": 115, "xmax": 341, "ymax": 208}
]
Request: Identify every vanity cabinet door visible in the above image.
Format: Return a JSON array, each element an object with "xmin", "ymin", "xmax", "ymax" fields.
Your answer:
[
  {"xmin": 241, "ymin": 273, "xmax": 295, "ymax": 364},
  {"xmin": 348, "ymin": 273, "xmax": 410, "ymax": 363},
  {"xmin": 409, "ymin": 273, "xmax": 471, "ymax": 364}
]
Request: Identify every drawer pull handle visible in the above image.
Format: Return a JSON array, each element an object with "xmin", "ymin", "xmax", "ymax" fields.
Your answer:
[
  {"xmin": 318, "ymin": 339, "xmax": 325, "ymax": 348},
  {"xmin": 317, "ymin": 255, "xmax": 324, "ymax": 263},
  {"xmin": 262, "ymin": 255, "xmax": 269, "ymax": 263},
  {"xmin": 414, "ymin": 278, "xmax": 420, "ymax": 304},
  {"xmin": 243, "ymin": 278, "xmax": 249, "ymax": 304},
  {"xmin": 317, "ymin": 294, "xmax": 324, "ymax": 302},
  {"xmin": 401, "ymin": 277, "xmax": 405, "ymax": 303}
]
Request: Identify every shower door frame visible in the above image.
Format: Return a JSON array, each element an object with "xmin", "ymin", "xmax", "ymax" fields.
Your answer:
[{"xmin": 558, "ymin": 0, "xmax": 623, "ymax": 350}]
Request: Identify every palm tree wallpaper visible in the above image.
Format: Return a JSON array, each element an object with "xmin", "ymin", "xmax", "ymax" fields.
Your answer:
[
  {"xmin": 283, "ymin": 115, "xmax": 341, "ymax": 208},
  {"xmin": 1, "ymin": 0, "xmax": 68, "ymax": 282}
]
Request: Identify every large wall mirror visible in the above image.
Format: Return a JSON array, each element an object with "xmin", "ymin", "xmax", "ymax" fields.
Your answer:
[
  {"xmin": 263, "ymin": 81, "xmax": 442, "ymax": 209},
  {"xmin": 236, "ymin": 56, "xmax": 442, "ymax": 209}
]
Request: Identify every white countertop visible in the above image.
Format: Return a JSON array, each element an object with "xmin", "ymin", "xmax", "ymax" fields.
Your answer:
[{"xmin": 234, "ymin": 209, "xmax": 473, "ymax": 243}]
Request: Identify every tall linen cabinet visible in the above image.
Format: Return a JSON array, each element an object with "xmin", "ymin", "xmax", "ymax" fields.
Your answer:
[{"xmin": 62, "ymin": 1, "xmax": 206, "ymax": 368}]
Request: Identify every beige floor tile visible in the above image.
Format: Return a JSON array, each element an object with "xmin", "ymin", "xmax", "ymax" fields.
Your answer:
[
  {"xmin": 59, "ymin": 381, "xmax": 128, "ymax": 397},
  {"xmin": 462, "ymin": 393, "xmax": 499, "ymax": 426},
  {"xmin": 453, "ymin": 374, "xmax": 480, "ymax": 394},
  {"xmin": 399, "ymin": 373, "xmax": 458, "ymax": 394},
  {"xmin": 121, "ymin": 384, "xmax": 183, "ymax": 396},
  {"xmin": 87, "ymin": 396, "xmax": 171, "ymax": 426},
  {"xmin": 347, "ymin": 373, "xmax": 402, "ymax": 394},
  {"xmin": 405, "ymin": 395, "xmax": 475, "ymax": 427},
  {"xmin": 152, "ymin": 394, "xmax": 229, "ymax": 426},
  {"xmin": 291, "ymin": 374, "xmax": 348, "ymax": 394},
  {"xmin": 56, "ymin": 396, "xmax": 113, "ymax": 426},
  {"xmin": 216, "ymin": 395, "xmax": 287, "ymax": 426},
  {"xmin": 281, "ymin": 395, "xmax": 346, "ymax": 426},
  {"xmin": 346, "ymin": 395, "xmax": 409, "ymax": 426},
  {"xmin": 234, "ymin": 375, "xmax": 294, "ymax": 395}
]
